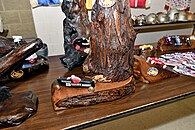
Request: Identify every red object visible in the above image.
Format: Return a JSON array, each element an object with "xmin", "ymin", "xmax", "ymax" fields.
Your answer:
[
  {"xmin": 130, "ymin": 0, "xmax": 146, "ymax": 8},
  {"xmin": 71, "ymin": 77, "xmax": 81, "ymax": 83},
  {"xmin": 29, "ymin": 58, "xmax": 35, "ymax": 64},
  {"xmin": 75, "ymin": 45, "xmax": 81, "ymax": 50},
  {"xmin": 147, "ymin": 57, "xmax": 167, "ymax": 69}
]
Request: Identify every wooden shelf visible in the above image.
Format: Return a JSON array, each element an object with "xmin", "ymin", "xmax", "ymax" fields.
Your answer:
[{"xmin": 133, "ymin": 21, "xmax": 195, "ymax": 34}]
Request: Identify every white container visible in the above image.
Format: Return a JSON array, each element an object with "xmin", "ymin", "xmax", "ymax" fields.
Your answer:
[{"xmin": 0, "ymin": 16, "xmax": 3, "ymax": 33}]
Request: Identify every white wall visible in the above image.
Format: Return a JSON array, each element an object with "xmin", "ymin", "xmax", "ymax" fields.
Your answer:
[
  {"xmin": 32, "ymin": 7, "xmax": 65, "ymax": 56},
  {"xmin": 32, "ymin": 0, "xmax": 195, "ymax": 56}
]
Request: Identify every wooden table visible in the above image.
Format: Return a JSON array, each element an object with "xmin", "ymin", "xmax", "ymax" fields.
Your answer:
[{"xmin": 1, "ymin": 55, "xmax": 195, "ymax": 130}]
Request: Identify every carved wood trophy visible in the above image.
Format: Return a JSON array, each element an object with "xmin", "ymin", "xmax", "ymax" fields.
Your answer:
[
  {"xmin": 51, "ymin": 0, "xmax": 137, "ymax": 110},
  {"xmin": 83, "ymin": 0, "xmax": 136, "ymax": 82}
]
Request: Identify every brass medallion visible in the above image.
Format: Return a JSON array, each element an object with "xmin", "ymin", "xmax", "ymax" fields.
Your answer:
[{"xmin": 10, "ymin": 70, "xmax": 24, "ymax": 79}]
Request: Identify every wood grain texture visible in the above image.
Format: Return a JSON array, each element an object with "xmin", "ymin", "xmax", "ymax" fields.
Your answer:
[
  {"xmin": 51, "ymin": 76, "xmax": 135, "ymax": 110},
  {"xmin": 83, "ymin": 0, "xmax": 136, "ymax": 82},
  {"xmin": 1, "ymin": 55, "xmax": 195, "ymax": 130}
]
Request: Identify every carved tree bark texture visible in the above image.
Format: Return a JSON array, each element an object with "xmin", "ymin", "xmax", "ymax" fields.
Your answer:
[
  {"xmin": 62, "ymin": 0, "xmax": 90, "ymax": 47},
  {"xmin": 61, "ymin": 0, "xmax": 90, "ymax": 70},
  {"xmin": 83, "ymin": 0, "xmax": 136, "ymax": 82}
]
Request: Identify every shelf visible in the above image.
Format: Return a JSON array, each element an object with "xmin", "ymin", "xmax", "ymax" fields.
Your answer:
[{"xmin": 133, "ymin": 21, "xmax": 195, "ymax": 34}]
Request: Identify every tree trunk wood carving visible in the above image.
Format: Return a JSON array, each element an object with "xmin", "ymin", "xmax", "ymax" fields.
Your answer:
[{"xmin": 83, "ymin": 0, "xmax": 136, "ymax": 82}]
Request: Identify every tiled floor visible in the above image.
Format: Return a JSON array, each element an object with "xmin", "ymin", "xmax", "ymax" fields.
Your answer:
[{"xmin": 84, "ymin": 96, "xmax": 195, "ymax": 130}]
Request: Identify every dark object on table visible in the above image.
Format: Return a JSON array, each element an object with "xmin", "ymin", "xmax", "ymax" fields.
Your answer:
[
  {"xmin": 0, "ymin": 86, "xmax": 11, "ymax": 102},
  {"xmin": 53, "ymin": 0, "xmax": 136, "ymax": 111},
  {"xmin": 184, "ymin": 36, "xmax": 192, "ymax": 47},
  {"xmin": 0, "ymin": 30, "xmax": 9, "ymax": 37},
  {"xmin": 57, "ymin": 75, "xmax": 95, "ymax": 88},
  {"xmin": 61, "ymin": 0, "xmax": 90, "ymax": 70},
  {"xmin": 60, "ymin": 44, "xmax": 87, "ymax": 70},
  {"xmin": 0, "ymin": 36, "xmax": 47, "ymax": 82},
  {"xmin": 6, "ymin": 54, "xmax": 49, "ymax": 81},
  {"xmin": 0, "ymin": 86, "xmax": 38, "ymax": 127},
  {"xmin": 165, "ymin": 36, "xmax": 173, "ymax": 45}
]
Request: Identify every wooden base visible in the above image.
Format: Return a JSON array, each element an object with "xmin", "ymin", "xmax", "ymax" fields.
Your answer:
[
  {"xmin": 0, "ymin": 91, "xmax": 38, "ymax": 127},
  {"xmin": 51, "ymin": 75, "xmax": 135, "ymax": 111},
  {"xmin": 157, "ymin": 35, "xmax": 195, "ymax": 55},
  {"xmin": 133, "ymin": 55, "xmax": 178, "ymax": 83}
]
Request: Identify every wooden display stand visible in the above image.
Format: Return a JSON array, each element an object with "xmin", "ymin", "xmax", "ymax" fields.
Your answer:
[
  {"xmin": 157, "ymin": 35, "xmax": 195, "ymax": 55},
  {"xmin": 133, "ymin": 35, "xmax": 195, "ymax": 83},
  {"xmin": 51, "ymin": 70, "xmax": 135, "ymax": 111},
  {"xmin": 133, "ymin": 55, "xmax": 178, "ymax": 83}
]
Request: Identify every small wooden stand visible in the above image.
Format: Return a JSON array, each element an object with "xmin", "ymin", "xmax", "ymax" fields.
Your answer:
[
  {"xmin": 51, "ymin": 71, "xmax": 135, "ymax": 111},
  {"xmin": 133, "ymin": 55, "xmax": 178, "ymax": 83},
  {"xmin": 157, "ymin": 35, "xmax": 195, "ymax": 55}
]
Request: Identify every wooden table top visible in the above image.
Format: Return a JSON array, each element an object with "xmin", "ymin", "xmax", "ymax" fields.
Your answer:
[{"xmin": 1, "ymin": 55, "xmax": 195, "ymax": 130}]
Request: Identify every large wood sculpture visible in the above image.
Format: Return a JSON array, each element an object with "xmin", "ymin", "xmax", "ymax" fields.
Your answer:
[
  {"xmin": 51, "ymin": 0, "xmax": 136, "ymax": 110},
  {"xmin": 83, "ymin": 0, "xmax": 136, "ymax": 82},
  {"xmin": 60, "ymin": 0, "xmax": 90, "ymax": 70}
]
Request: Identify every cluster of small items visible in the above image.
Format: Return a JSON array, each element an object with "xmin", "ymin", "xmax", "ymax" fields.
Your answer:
[
  {"xmin": 165, "ymin": 0, "xmax": 191, "ymax": 11},
  {"xmin": 56, "ymin": 75, "xmax": 95, "ymax": 92},
  {"xmin": 132, "ymin": 8, "xmax": 195, "ymax": 26},
  {"xmin": 147, "ymin": 52, "xmax": 195, "ymax": 77},
  {"xmin": 135, "ymin": 44, "xmax": 155, "ymax": 59},
  {"xmin": 165, "ymin": 35, "xmax": 192, "ymax": 46}
]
